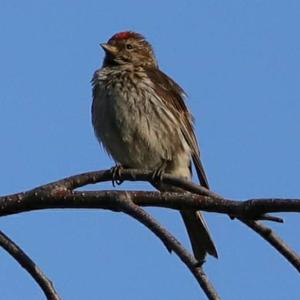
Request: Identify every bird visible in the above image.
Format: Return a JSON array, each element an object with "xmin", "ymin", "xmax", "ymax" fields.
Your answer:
[{"xmin": 91, "ymin": 31, "xmax": 217, "ymax": 262}]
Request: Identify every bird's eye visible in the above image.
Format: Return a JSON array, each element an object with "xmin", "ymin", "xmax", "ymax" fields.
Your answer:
[{"xmin": 126, "ymin": 44, "xmax": 133, "ymax": 50}]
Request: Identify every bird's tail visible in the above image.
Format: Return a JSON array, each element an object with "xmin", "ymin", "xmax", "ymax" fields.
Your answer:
[{"xmin": 180, "ymin": 210, "xmax": 218, "ymax": 262}]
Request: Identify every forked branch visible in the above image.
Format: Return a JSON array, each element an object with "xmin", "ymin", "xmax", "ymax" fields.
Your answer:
[{"xmin": 0, "ymin": 168, "xmax": 299, "ymax": 300}]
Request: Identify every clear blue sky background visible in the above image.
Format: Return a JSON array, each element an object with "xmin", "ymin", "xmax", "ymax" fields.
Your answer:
[{"xmin": 0, "ymin": 1, "xmax": 299, "ymax": 299}]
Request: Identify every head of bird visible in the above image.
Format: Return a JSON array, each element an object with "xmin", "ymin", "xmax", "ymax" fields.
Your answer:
[{"xmin": 101, "ymin": 31, "xmax": 158, "ymax": 68}]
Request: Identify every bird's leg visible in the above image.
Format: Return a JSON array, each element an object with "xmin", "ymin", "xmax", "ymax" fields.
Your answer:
[
  {"xmin": 151, "ymin": 159, "xmax": 169, "ymax": 184},
  {"xmin": 110, "ymin": 164, "xmax": 124, "ymax": 187},
  {"xmin": 194, "ymin": 258, "xmax": 206, "ymax": 267}
]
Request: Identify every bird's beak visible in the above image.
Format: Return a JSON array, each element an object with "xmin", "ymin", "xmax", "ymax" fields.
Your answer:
[{"xmin": 100, "ymin": 43, "xmax": 118, "ymax": 55}]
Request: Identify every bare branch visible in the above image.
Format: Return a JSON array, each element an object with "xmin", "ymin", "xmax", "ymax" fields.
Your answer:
[
  {"xmin": 240, "ymin": 219, "xmax": 300, "ymax": 272},
  {"xmin": 113, "ymin": 192, "xmax": 220, "ymax": 300},
  {"xmin": 1, "ymin": 168, "xmax": 300, "ymax": 298},
  {"xmin": 1, "ymin": 188, "xmax": 300, "ymax": 219},
  {"xmin": 0, "ymin": 230, "xmax": 61, "ymax": 300}
]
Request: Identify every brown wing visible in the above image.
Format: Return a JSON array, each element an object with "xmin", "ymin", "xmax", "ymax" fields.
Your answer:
[{"xmin": 145, "ymin": 68, "xmax": 210, "ymax": 189}]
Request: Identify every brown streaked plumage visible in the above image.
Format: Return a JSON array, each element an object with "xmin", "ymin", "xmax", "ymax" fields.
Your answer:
[{"xmin": 92, "ymin": 31, "xmax": 217, "ymax": 262}]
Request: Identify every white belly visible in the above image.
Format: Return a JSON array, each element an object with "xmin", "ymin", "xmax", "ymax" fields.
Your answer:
[{"xmin": 92, "ymin": 68, "xmax": 191, "ymax": 177}]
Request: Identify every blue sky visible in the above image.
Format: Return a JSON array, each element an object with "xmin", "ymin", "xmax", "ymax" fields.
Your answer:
[{"xmin": 0, "ymin": 1, "xmax": 300, "ymax": 299}]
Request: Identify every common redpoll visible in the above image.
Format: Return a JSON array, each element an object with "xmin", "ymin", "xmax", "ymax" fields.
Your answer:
[{"xmin": 92, "ymin": 31, "xmax": 217, "ymax": 261}]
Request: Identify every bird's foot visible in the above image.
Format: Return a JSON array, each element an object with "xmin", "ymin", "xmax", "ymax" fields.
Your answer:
[
  {"xmin": 194, "ymin": 258, "xmax": 206, "ymax": 268},
  {"xmin": 110, "ymin": 164, "xmax": 124, "ymax": 187},
  {"xmin": 151, "ymin": 160, "xmax": 168, "ymax": 184}
]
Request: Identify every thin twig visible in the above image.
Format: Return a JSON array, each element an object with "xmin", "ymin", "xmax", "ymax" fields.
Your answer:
[
  {"xmin": 1, "ymin": 168, "xmax": 300, "ymax": 297},
  {"xmin": 0, "ymin": 230, "xmax": 61, "ymax": 300},
  {"xmin": 2, "ymin": 188, "xmax": 299, "ymax": 275},
  {"xmin": 114, "ymin": 192, "xmax": 220, "ymax": 300},
  {"xmin": 240, "ymin": 219, "xmax": 300, "ymax": 272}
]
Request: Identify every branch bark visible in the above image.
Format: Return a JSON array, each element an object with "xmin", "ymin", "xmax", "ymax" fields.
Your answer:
[
  {"xmin": 240, "ymin": 218, "xmax": 300, "ymax": 272},
  {"xmin": 1, "ymin": 168, "xmax": 299, "ymax": 300},
  {"xmin": 112, "ymin": 192, "xmax": 220, "ymax": 300},
  {"xmin": 0, "ymin": 230, "xmax": 60, "ymax": 300}
]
